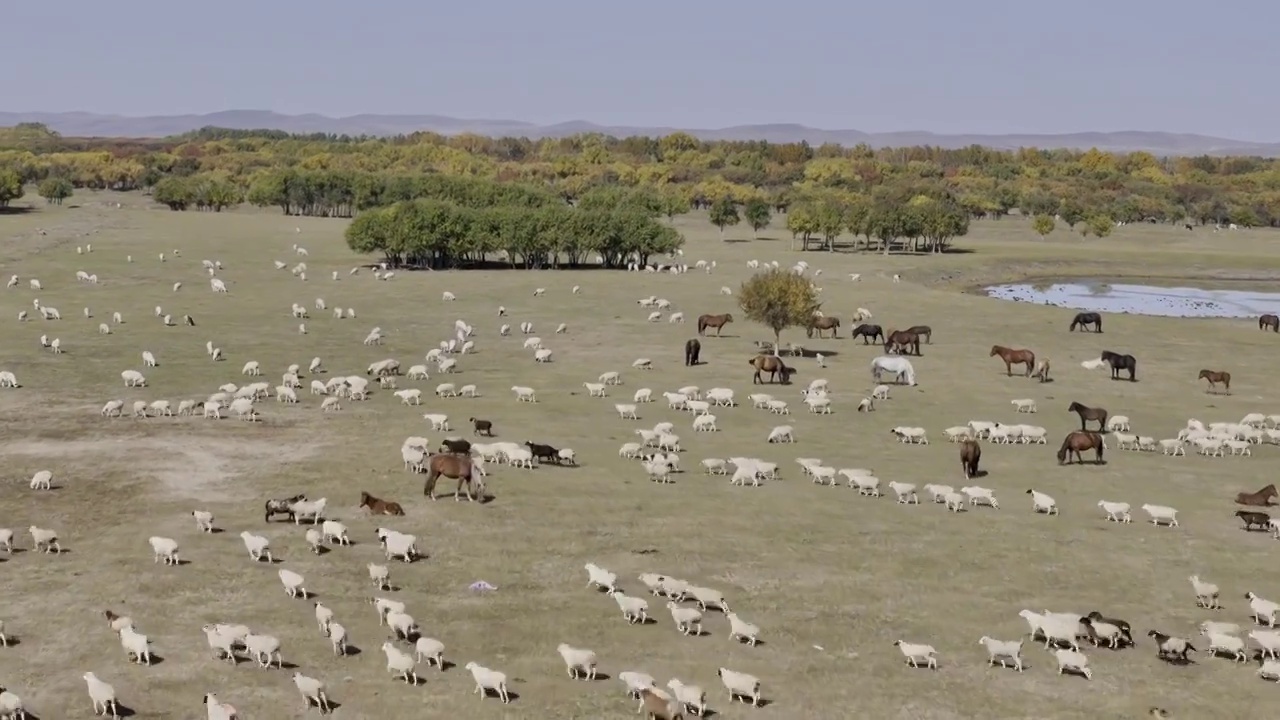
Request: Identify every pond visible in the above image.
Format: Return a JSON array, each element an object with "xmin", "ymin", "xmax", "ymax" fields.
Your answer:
[{"xmin": 983, "ymin": 281, "xmax": 1280, "ymax": 318}]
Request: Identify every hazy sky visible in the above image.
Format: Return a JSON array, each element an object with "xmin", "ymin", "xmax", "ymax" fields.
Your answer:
[{"xmin": 9, "ymin": 0, "xmax": 1277, "ymax": 139}]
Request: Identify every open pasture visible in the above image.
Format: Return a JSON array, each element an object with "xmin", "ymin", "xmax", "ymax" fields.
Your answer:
[{"xmin": 3, "ymin": 193, "xmax": 1280, "ymax": 718}]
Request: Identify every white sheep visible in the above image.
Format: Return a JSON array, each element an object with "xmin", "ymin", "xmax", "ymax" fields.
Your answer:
[
  {"xmin": 1106, "ymin": 415, "xmax": 1132, "ymax": 432},
  {"xmin": 279, "ymin": 568, "xmax": 307, "ymax": 598},
  {"xmin": 1259, "ymin": 658, "xmax": 1280, "ymax": 681},
  {"xmin": 29, "ymin": 526, "xmax": 59, "ymax": 553},
  {"xmin": 1248, "ymin": 592, "xmax": 1280, "ymax": 627},
  {"xmin": 148, "ymin": 536, "xmax": 180, "ymax": 565},
  {"xmin": 82, "ymin": 672, "xmax": 120, "ymax": 719},
  {"xmin": 1097, "ymin": 500, "xmax": 1131, "ymax": 523},
  {"xmin": 28, "ymin": 470, "xmax": 52, "ymax": 491},
  {"xmin": 240, "ymin": 531, "xmax": 272, "ymax": 562},
  {"xmin": 667, "ymin": 679, "xmax": 706, "ymax": 717},
  {"xmin": 891, "ymin": 426, "xmax": 928, "ymax": 444},
  {"xmin": 978, "ymin": 636, "xmax": 1024, "ymax": 671},
  {"xmin": 465, "ymin": 662, "xmax": 509, "ymax": 702},
  {"xmin": 1141, "ymin": 504, "xmax": 1179, "ymax": 527},
  {"xmin": 688, "ymin": 585, "xmax": 729, "ymax": 613},
  {"xmin": 944, "ymin": 491, "xmax": 966, "ymax": 512},
  {"xmin": 767, "ymin": 425, "xmax": 794, "ymax": 443},
  {"xmin": 668, "ymin": 601, "xmax": 703, "ymax": 636},
  {"xmin": 717, "ymin": 668, "xmax": 761, "ymax": 707},
  {"xmin": 961, "ymin": 486, "xmax": 999, "ymax": 508},
  {"xmin": 322, "ymin": 520, "xmax": 350, "ymax": 546},
  {"xmin": 1053, "ymin": 648, "xmax": 1092, "ymax": 679},
  {"xmin": 609, "ymin": 590, "xmax": 650, "ymax": 624},
  {"xmin": 245, "ymin": 632, "xmax": 283, "ymax": 668},
  {"xmin": 191, "ymin": 510, "xmax": 214, "ymax": 532},
  {"xmin": 557, "ymin": 643, "xmax": 598, "ymax": 680},
  {"xmin": 292, "ymin": 672, "xmax": 331, "ymax": 713},
  {"xmin": 1203, "ymin": 631, "xmax": 1248, "ymax": 662},
  {"xmin": 512, "ymin": 385, "xmax": 536, "ymax": 402},
  {"xmin": 1251, "ymin": 629, "xmax": 1280, "ymax": 660},
  {"xmin": 585, "ymin": 562, "xmax": 617, "ymax": 592},
  {"xmin": 1027, "ymin": 489, "xmax": 1058, "ymax": 515},
  {"xmin": 726, "ymin": 611, "xmax": 760, "ymax": 646},
  {"xmin": 0, "ymin": 686, "xmax": 25, "ymax": 719},
  {"xmin": 894, "ymin": 640, "xmax": 938, "ymax": 669},
  {"xmin": 1011, "ymin": 398, "xmax": 1037, "ymax": 413},
  {"xmin": 1190, "ymin": 575, "xmax": 1220, "ymax": 608}
]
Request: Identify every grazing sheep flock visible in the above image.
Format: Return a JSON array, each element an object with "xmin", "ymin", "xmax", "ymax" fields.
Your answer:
[{"xmin": 1, "ymin": 197, "xmax": 1279, "ymax": 717}]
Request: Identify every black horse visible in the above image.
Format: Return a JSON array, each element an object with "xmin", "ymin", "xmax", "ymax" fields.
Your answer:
[
  {"xmin": 850, "ymin": 323, "xmax": 884, "ymax": 345},
  {"xmin": 684, "ymin": 338, "xmax": 701, "ymax": 366},
  {"xmin": 1100, "ymin": 350, "xmax": 1137, "ymax": 381},
  {"xmin": 1069, "ymin": 312, "xmax": 1103, "ymax": 333}
]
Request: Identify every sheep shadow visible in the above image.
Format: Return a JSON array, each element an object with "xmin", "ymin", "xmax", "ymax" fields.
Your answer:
[
  {"xmin": 1158, "ymin": 655, "xmax": 1195, "ymax": 667},
  {"xmin": 732, "ymin": 637, "xmax": 767, "ymax": 648},
  {"xmin": 309, "ymin": 699, "xmax": 341, "ymax": 712},
  {"xmin": 208, "ymin": 527, "xmax": 225, "ymax": 534},
  {"xmin": 169, "ymin": 559, "xmax": 192, "ymax": 567},
  {"xmin": 277, "ymin": 660, "xmax": 300, "ymax": 670},
  {"xmin": 574, "ymin": 671, "xmax": 611, "ymax": 681},
  {"xmin": 0, "ymin": 636, "xmax": 21, "ymax": 647},
  {"xmin": 140, "ymin": 653, "xmax": 166, "ymax": 665},
  {"xmin": 1058, "ymin": 667, "xmax": 1092, "ymax": 679},
  {"xmin": 792, "ymin": 348, "xmax": 840, "ymax": 359},
  {"xmin": 111, "ymin": 704, "xmax": 137, "ymax": 718}
]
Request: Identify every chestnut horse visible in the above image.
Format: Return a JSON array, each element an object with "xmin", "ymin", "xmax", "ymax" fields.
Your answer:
[
  {"xmin": 851, "ymin": 323, "xmax": 884, "ymax": 344},
  {"xmin": 1235, "ymin": 483, "xmax": 1277, "ymax": 507},
  {"xmin": 1260, "ymin": 314, "xmax": 1279, "ymax": 332},
  {"xmin": 905, "ymin": 325, "xmax": 933, "ymax": 344},
  {"xmin": 360, "ymin": 491, "xmax": 405, "ymax": 516},
  {"xmin": 1069, "ymin": 312, "xmax": 1103, "ymax": 332},
  {"xmin": 884, "ymin": 330, "xmax": 922, "ymax": 356},
  {"xmin": 806, "ymin": 316, "xmax": 841, "ymax": 339},
  {"xmin": 1236, "ymin": 510, "xmax": 1270, "ymax": 531},
  {"xmin": 960, "ymin": 439, "xmax": 981, "ymax": 479},
  {"xmin": 1198, "ymin": 369, "xmax": 1231, "ymax": 394},
  {"xmin": 1100, "ymin": 350, "xmax": 1137, "ymax": 382},
  {"xmin": 1057, "ymin": 431, "xmax": 1106, "ymax": 465},
  {"xmin": 1067, "ymin": 401, "xmax": 1108, "ymax": 431},
  {"xmin": 990, "ymin": 345, "xmax": 1035, "ymax": 377},
  {"xmin": 423, "ymin": 453, "xmax": 480, "ymax": 501},
  {"xmin": 697, "ymin": 313, "xmax": 733, "ymax": 336},
  {"xmin": 685, "ymin": 338, "xmax": 701, "ymax": 366},
  {"xmin": 749, "ymin": 354, "xmax": 794, "ymax": 384}
]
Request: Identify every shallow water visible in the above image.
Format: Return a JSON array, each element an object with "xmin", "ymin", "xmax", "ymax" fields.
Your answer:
[{"xmin": 984, "ymin": 282, "xmax": 1280, "ymax": 318}]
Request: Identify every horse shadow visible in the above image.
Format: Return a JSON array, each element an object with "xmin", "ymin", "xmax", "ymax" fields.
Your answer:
[
  {"xmin": 969, "ymin": 470, "xmax": 990, "ymax": 479},
  {"xmin": 792, "ymin": 349, "xmax": 840, "ymax": 359}
]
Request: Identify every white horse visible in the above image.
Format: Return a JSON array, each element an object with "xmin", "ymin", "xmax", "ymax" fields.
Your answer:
[{"xmin": 871, "ymin": 356, "xmax": 916, "ymax": 386}]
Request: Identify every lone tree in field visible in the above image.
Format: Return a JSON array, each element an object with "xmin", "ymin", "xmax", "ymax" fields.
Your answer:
[
  {"xmin": 744, "ymin": 198, "xmax": 772, "ymax": 238},
  {"xmin": 709, "ymin": 197, "xmax": 740, "ymax": 240},
  {"xmin": 1031, "ymin": 214, "xmax": 1055, "ymax": 239},
  {"xmin": 0, "ymin": 169, "xmax": 22, "ymax": 208},
  {"xmin": 37, "ymin": 177, "xmax": 73, "ymax": 205},
  {"xmin": 737, "ymin": 267, "xmax": 821, "ymax": 348},
  {"xmin": 1085, "ymin": 214, "xmax": 1114, "ymax": 238}
]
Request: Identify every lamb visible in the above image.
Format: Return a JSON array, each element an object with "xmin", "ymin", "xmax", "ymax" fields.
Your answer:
[
  {"xmin": 1098, "ymin": 500, "xmax": 1131, "ymax": 523},
  {"xmin": 1026, "ymin": 489, "xmax": 1058, "ymax": 515},
  {"xmin": 1203, "ymin": 630, "xmax": 1248, "ymax": 662},
  {"xmin": 1053, "ymin": 648, "xmax": 1092, "ymax": 679},
  {"xmin": 717, "ymin": 668, "xmax": 762, "ymax": 707},
  {"xmin": 292, "ymin": 672, "xmax": 332, "ymax": 714},
  {"xmin": 29, "ymin": 526, "xmax": 59, "ymax": 553},
  {"xmin": 557, "ymin": 643, "xmax": 598, "ymax": 680},
  {"xmin": 238, "ymin": 530, "xmax": 272, "ymax": 562},
  {"xmin": 944, "ymin": 491, "xmax": 967, "ymax": 512},
  {"xmin": 28, "ymin": 470, "xmax": 52, "ymax": 490},
  {"xmin": 1190, "ymin": 575, "xmax": 1221, "ymax": 609},
  {"xmin": 962, "ymin": 486, "xmax": 999, "ymax": 509},
  {"xmin": 887, "ymin": 481, "xmax": 918, "ymax": 504},
  {"xmin": 1247, "ymin": 591, "xmax": 1280, "ymax": 627},
  {"xmin": 765, "ymin": 399, "xmax": 789, "ymax": 414},
  {"xmin": 82, "ymin": 672, "xmax": 120, "ymax": 719},
  {"xmin": 978, "ymin": 636, "xmax": 1024, "ymax": 671},
  {"xmin": 726, "ymin": 611, "xmax": 760, "ymax": 646},
  {"xmin": 465, "ymin": 661, "xmax": 510, "ymax": 702},
  {"xmin": 858, "ymin": 397, "xmax": 875, "ymax": 412},
  {"xmin": 279, "ymin": 568, "xmax": 307, "ymax": 598},
  {"xmin": 668, "ymin": 601, "xmax": 703, "ymax": 635},
  {"xmin": 148, "ymin": 536, "xmax": 180, "ymax": 565},
  {"xmin": 1141, "ymin": 504, "xmax": 1179, "ymax": 527},
  {"xmin": 894, "ymin": 640, "xmax": 938, "ymax": 669},
  {"xmin": 1148, "ymin": 629, "xmax": 1196, "ymax": 662},
  {"xmin": 1011, "ymin": 398, "xmax": 1037, "ymax": 413}
]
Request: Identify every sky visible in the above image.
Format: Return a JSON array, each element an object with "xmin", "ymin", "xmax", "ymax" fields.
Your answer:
[{"xmin": 8, "ymin": 0, "xmax": 1278, "ymax": 140}]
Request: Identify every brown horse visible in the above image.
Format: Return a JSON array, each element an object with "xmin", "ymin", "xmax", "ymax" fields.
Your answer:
[
  {"xmin": 851, "ymin": 323, "xmax": 884, "ymax": 344},
  {"xmin": 990, "ymin": 345, "xmax": 1035, "ymax": 377},
  {"xmin": 1261, "ymin": 314, "xmax": 1279, "ymax": 332},
  {"xmin": 1033, "ymin": 358, "xmax": 1051, "ymax": 383},
  {"xmin": 960, "ymin": 439, "xmax": 981, "ymax": 479},
  {"xmin": 884, "ymin": 330, "xmax": 922, "ymax": 356},
  {"xmin": 1198, "ymin": 369, "xmax": 1231, "ymax": 394},
  {"xmin": 1067, "ymin": 401, "xmax": 1108, "ymax": 431},
  {"xmin": 1057, "ymin": 431, "xmax": 1106, "ymax": 465},
  {"xmin": 905, "ymin": 325, "xmax": 933, "ymax": 344},
  {"xmin": 360, "ymin": 491, "xmax": 405, "ymax": 516},
  {"xmin": 697, "ymin": 313, "xmax": 733, "ymax": 336},
  {"xmin": 423, "ymin": 453, "xmax": 480, "ymax": 501},
  {"xmin": 749, "ymin": 354, "xmax": 795, "ymax": 384},
  {"xmin": 1235, "ymin": 483, "xmax": 1277, "ymax": 506},
  {"xmin": 1236, "ymin": 510, "xmax": 1271, "ymax": 531},
  {"xmin": 806, "ymin": 316, "xmax": 841, "ymax": 339}
]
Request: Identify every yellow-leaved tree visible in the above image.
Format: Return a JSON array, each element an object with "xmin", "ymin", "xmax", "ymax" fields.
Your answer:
[{"xmin": 737, "ymin": 268, "xmax": 821, "ymax": 348}]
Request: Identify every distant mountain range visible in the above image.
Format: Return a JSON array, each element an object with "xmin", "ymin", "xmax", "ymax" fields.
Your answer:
[{"xmin": 2, "ymin": 110, "xmax": 1278, "ymax": 156}]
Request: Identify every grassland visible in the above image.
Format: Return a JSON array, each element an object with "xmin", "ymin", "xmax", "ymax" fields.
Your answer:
[{"xmin": 3, "ymin": 192, "xmax": 1280, "ymax": 719}]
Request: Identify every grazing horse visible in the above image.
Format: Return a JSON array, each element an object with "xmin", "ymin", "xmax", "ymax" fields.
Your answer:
[
  {"xmin": 1261, "ymin": 314, "xmax": 1280, "ymax": 332},
  {"xmin": 806, "ymin": 316, "xmax": 841, "ymax": 339},
  {"xmin": 871, "ymin": 355, "xmax": 917, "ymax": 386},
  {"xmin": 697, "ymin": 313, "xmax": 733, "ymax": 337},
  {"xmin": 423, "ymin": 453, "xmax": 479, "ymax": 501},
  {"xmin": 1067, "ymin": 401, "xmax": 1108, "ymax": 431},
  {"xmin": 850, "ymin": 323, "xmax": 884, "ymax": 344},
  {"xmin": 884, "ymin": 330, "xmax": 922, "ymax": 356},
  {"xmin": 685, "ymin": 338, "xmax": 701, "ymax": 366},
  {"xmin": 905, "ymin": 325, "xmax": 933, "ymax": 344},
  {"xmin": 990, "ymin": 345, "xmax": 1035, "ymax": 377},
  {"xmin": 360, "ymin": 491, "xmax": 405, "ymax": 516},
  {"xmin": 1100, "ymin": 350, "xmax": 1137, "ymax": 381},
  {"xmin": 1236, "ymin": 510, "xmax": 1271, "ymax": 531},
  {"xmin": 1069, "ymin": 312, "xmax": 1103, "ymax": 332},
  {"xmin": 1057, "ymin": 431, "xmax": 1106, "ymax": 465},
  {"xmin": 960, "ymin": 439, "xmax": 981, "ymax": 479},
  {"xmin": 1198, "ymin": 369, "xmax": 1231, "ymax": 394},
  {"xmin": 749, "ymin": 354, "xmax": 794, "ymax": 385},
  {"xmin": 1235, "ymin": 484, "xmax": 1277, "ymax": 507}
]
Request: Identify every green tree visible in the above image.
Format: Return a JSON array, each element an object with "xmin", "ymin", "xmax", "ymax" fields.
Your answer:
[
  {"xmin": 1057, "ymin": 199, "xmax": 1085, "ymax": 227},
  {"xmin": 1086, "ymin": 215, "xmax": 1114, "ymax": 238},
  {"xmin": 0, "ymin": 169, "xmax": 22, "ymax": 208},
  {"xmin": 659, "ymin": 189, "xmax": 691, "ymax": 223},
  {"xmin": 1031, "ymin": 214, "xmax": 1056, "ymax": 239},
  {"xmin": 708, "ymin": 197, "xmax": 740, "ymax": 240},
  {"xmin": 152, "ymin": 177, "xmax": 194, "ymax": 211},
  {"xmin": 37, "ymin": 176, "xmax": 73, "ymax": 205},
  {"xmin": 737, "ymin": 267, "xmax": 822, "ymax": 347},
  {"xmin": 743, "ymin": 198, "xmax": 772, "ymax": 238}
]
